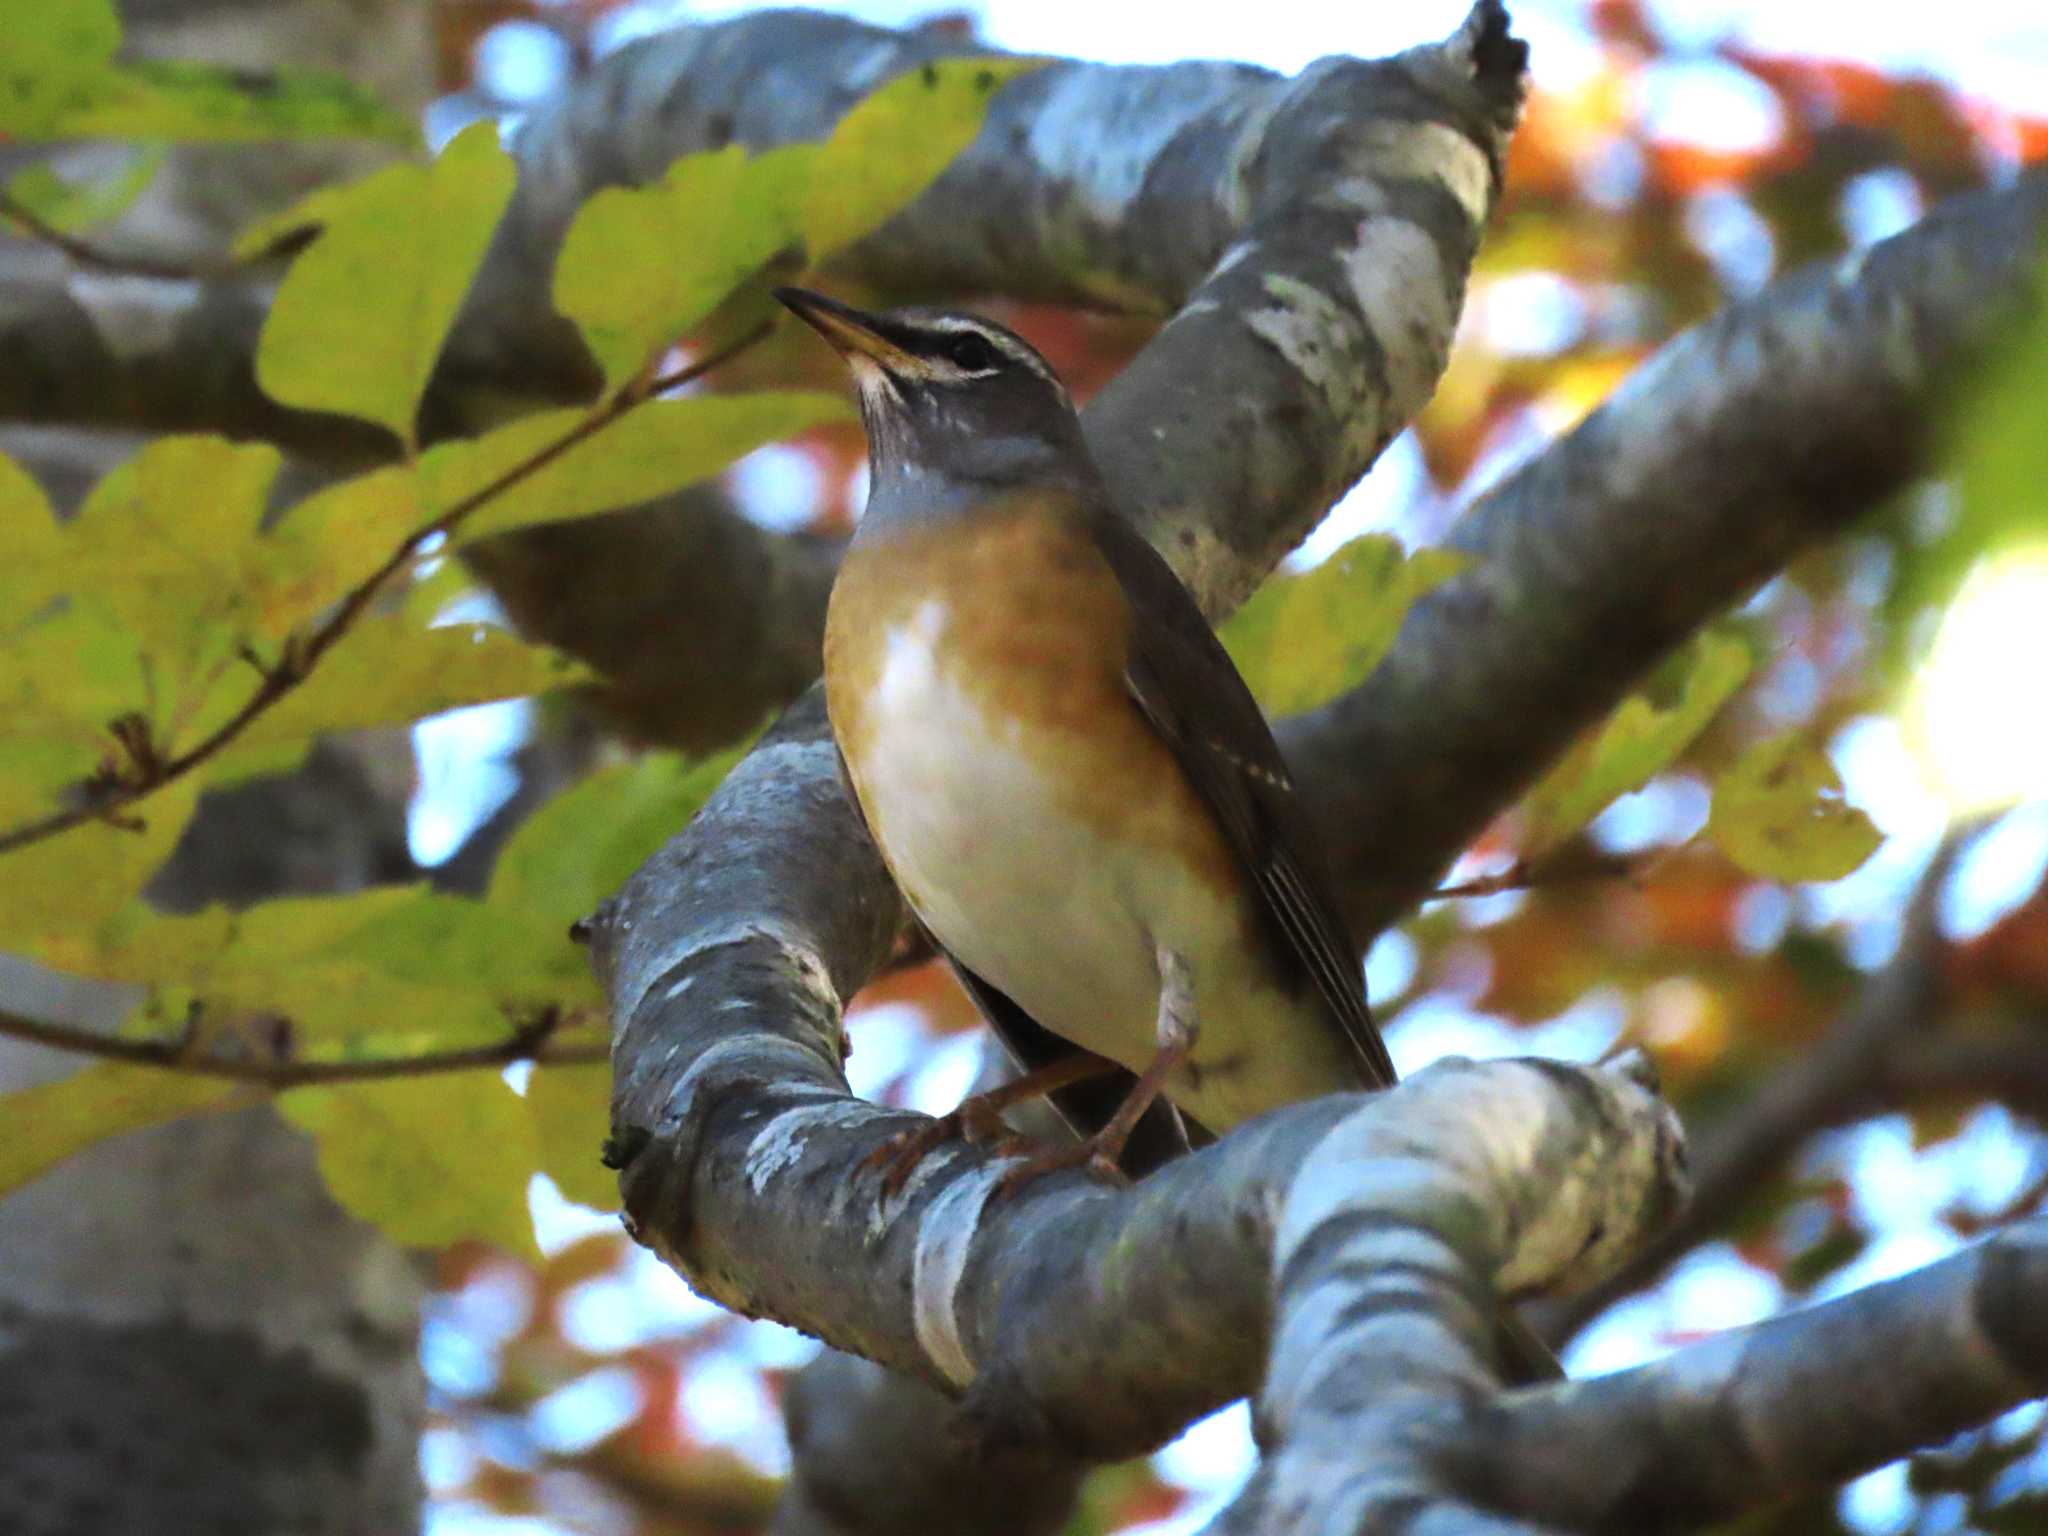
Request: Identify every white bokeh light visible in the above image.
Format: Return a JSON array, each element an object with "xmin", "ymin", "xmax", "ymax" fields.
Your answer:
[{"xmin": 1909, "ymin": 546, "xmax": 2048, "ymax": 815}]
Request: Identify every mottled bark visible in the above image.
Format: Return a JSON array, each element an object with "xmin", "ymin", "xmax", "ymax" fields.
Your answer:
[
  {"xmin": 590, "ymin": 716, "xmax": 1683, "ymax": 1452},
  {"xmin": 1288, "ymin": 167, "xmax": 2048, "ymax": 936}
]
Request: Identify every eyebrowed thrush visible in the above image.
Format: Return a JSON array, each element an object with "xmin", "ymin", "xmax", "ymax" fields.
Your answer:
[{"xmin": 779, "ymin": 286, "xmax": 1398, "ymax": 1187}]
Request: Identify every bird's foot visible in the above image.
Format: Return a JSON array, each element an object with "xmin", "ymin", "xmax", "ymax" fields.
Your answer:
[
  {"xmin": 862, "ymin": 1053, "xmax": 1114, "ymax": 1199},
  {"xmin": 866, "ymin": 1097, "xmax": 1037, "ymax": 1198},
  {"xmin": 991, "ymin": 1134, "xmax": 1131, "ymax": 1199}
]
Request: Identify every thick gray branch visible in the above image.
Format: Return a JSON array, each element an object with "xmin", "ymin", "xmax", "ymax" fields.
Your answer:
[
  {"xmin": 1454, "ymin": 1217, "xmax": 2048, "ymax": 1533},
  {"xmin": 592, "ymin": 723, "xmax": 1681, "ymax": 1458},
  {"xmin": 1286, "ymin": 166, "xmax": 2048, "ymax": 935}
]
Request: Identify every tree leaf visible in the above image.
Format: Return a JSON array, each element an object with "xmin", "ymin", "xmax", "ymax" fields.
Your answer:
[
  {"xmin": 0, "ymin": 0, "xmax": 121, "ymax": 137},
  {"xmin": 64, "ymin": 435, "xmax": 284, "ymax": 671},
  {"xmin": 553, "ymin": 144, "xmax": 816, "ymax": 394},
  {"xmin": 263, "ymin": 463, "xmax": 426, "ymax": 628},
  {"xmin": 423, "ymin": 393, "xmax": 849, "ymax": 543},
  {"xmin": 255, "ymin": 121, "xmax": 514, "ymax": 445},
  {"xmin": 527, "ymin": 1063, "xmax": 617, "ymax": 1211},
  {"xmin": 803, "ymin": 57, "xmax": 1043, "ymax": 260},
  {"xmin": 279, "ymin": 1075, "xmax": 540, "ymax": 1256},
  {"xmin": 220, "ymin": 617, "xmax": 588, "ymax": 755},
  {"xmin": 0, "ymin": 0, "xmax": 409, "ymax": 143},
  {"xmin": 1708, "ymin": 734, "xmax": 1883, "ymax": 883},
  {"xmin": 3, "ymin": 146, "xmax": 163, "ymax": 232},
  {"xmin": 1221, "ymin": 535, "xmax": 1466, "ymax": 717},
  {"xmin": 1519, "ymin": 631, "xmax": 1753, "ymax": 859},
  {"xmin": 39, "ymin": 59, "xmax": 414, "ymax": 144},
  {"xmin": 491, "ymin": 746, "xmax": 749, "ymax": 931},
  {"xmin": 0, "ymin": 778, "xmax": 202, "ymax": 965},
  {"xmin": 0, "ymin": 603, "xmax": 150, "ymax": 823},
  {"xmin": 0, "ymin": 448, "xmax": 62, "ymax": 624},
  {"xmin": 0, "ymin": 1063, "xmax": 239, "ymax": 1200}
]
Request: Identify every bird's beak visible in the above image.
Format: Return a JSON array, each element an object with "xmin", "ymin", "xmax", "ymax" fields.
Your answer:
[{"xmin": 774, "ymin": 286, "xmax": 919, "ymax": 376}]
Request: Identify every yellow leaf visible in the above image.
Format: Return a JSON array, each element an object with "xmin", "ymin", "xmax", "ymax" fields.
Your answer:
[
  {"xmin": 65, "ymin": 436, "xmax": 284, "ymax": 671},
  {"xmin": 280, "ymin": 1075, "xmax": 540, "ymax": 1256},
  {"xmin": 216, "ymin": 617, "xmax": 587, "ymax": 756},
  {"xmin": 0, "ymin": 778, "xmax": 201, "ymax": 962},
  {"xmin": 423, "ymin": 393, "xmax": 848, "ymax": 543},
  {"xmin": 0, "ymin": 1063, "xmax": 239, "ymax": 1199},
  {"xmin": 491, "ymin": 745, "xmax": 749, "ymax": 930},
  {"xmin": 1709, "ymin": 734, "xmax": 1883, "ymax": 883},
  {"xmin": 3, "ymin": 146, "xmax": 162, "ymax": 233},
  {"xmin": 528, "ymin": 1063, "xmax": 618, "ymax": 1211},
  {"xmin": 256, "ymin": 122, "xmax": 515, "ymax": 445},
  {"xmin": 0, "ymin": 449, "xmax": 63, "ymax": 625},
  {"xmin": 553, "ymin": 144, "xmax": 816, "ymax": 393},
  {"xmin": 0, "ymin": 0, "xmax": 120, "ymax": 137},
  {"xmin": 259, "ymin": 465, "xmax": 426, "ymax": 639},
  {"xmin": 803, "ymin": 58, "xmax": 1043, "ymax": 260},
  {"xmin": 1519, "ymin": 631, "xmax": 1753, "ymax": 859},
  {"xmin": 1222, "ymin": 535, "xmax": 1466, "ymax": 716}
]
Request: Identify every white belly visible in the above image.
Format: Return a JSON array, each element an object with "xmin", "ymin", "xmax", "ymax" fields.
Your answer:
[{"xmin": 845, "ymin": 601, "xmax": 1352, "ymax": 1131}]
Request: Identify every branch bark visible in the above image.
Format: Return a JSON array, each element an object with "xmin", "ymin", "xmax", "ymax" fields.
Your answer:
[
  {"xmin": 591, "ymin": 729, "xmax": 1683, "ymax": 1450},
  {"xmin": 1286, "ymin": 164, "xmax": 2048, "ymax": 935},
  {"xmin": 1449, "ymin": 1217, "xmax": 2048, "ymax": 1533}
]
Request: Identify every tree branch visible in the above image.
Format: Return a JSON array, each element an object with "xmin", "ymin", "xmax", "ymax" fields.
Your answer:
[
  {"xmin": 1532, "ymin": 828, "xmax": 1972, "ymax": 1340},
  {"xmin": 591, "ymin": 720, "xmax": 1683, "ymax": 1453},
  {"xmin": 1452, "ymin": 1217, "xmax": 2048, "ymax": 1533},
  {"xmin": 1285, "ymin": 166, "xmax": 2048, "ymax": 936}
]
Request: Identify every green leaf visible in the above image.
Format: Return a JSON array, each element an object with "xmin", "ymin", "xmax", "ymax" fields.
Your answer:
[
  {"xmin": 803, "ymin": 57, "xmax": 1042, "ymax": 260},
  {"xmin": 1708, "ymin": 734, "xmax": 1883, "ymax": 883},
  {"xmin": 0, "ymin": 1063, "xmax": 238, "ymax": 1200},
  {"xmin": 0, "ymin": 0, "xmax": 121, "ymax": 137},
  {"xmin": 1222, "ymin": 535, "xmax": 1466, "ymax": 716},
  {"xmin": 42, "ymin": 59, "xmax": 414, "ymax": 144},
  {"xmin": 264, "ymin": 463, "xmax": 426, "ymax": 625},
  {"xmin": 66, "ymin": 435, "xmax": 284, "ymax": 669},
  {"xmin": 280, "ymin": 1075, "xmax": 540, "ymax": 1256},
  {"xmin": 422, "ymin": 392, "xmax": 849, "ymax": 542},
  {"xmin": 1518, "ymin": 631, "xmax": 1753, "ymax": 859},
  {"xmin": 0, "ymin": 1, "xmax": 410, "ymax": 143},
  {"xmin": 0, "ymin": 449, "xmax": 62, "ymax": 624},
  {"xmin": 81, "ymin": 885, "xmax": 588, "ymax": 1050},
  {"xmin": 528, "ymin": 1064, "xmax": 617, "ymax": 1210},
  {"xmin": 0, "ymin": 602, "xmax": 149, "ymax": 822},
  {"xmin": 553, "ymin": 144, "xmax": 816, "ymax": 394},
  {"xmin": 491, "ymin": 746, "xmax": 748, "ymax": 931},
  {"xmin": 219, "ymin": 617, "xmax": 588, "ymax": 757},
  {"xmin": 1895, "ymin": 259, "xmax": 2048, "ymax": 633},
  {"xmin": 3, "ymin": 147, "xmax": 162, "ymax": 232},
  {"xmin": 0, "ymin": 777, "xmax": 204, "ymax": 965},
  {"xmin": 256, "ymin": 121, "xmax": 515, "ymax": 445}
]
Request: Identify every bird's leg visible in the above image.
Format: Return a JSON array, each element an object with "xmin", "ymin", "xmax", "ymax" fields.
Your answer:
[
  {"xmin": 993, "ymin": 945, "xmax": 1199, "ymax": 1198},
  {"xmin": 867, "ymin": 1052, "xmax": 1117, "ymax": 1196}
]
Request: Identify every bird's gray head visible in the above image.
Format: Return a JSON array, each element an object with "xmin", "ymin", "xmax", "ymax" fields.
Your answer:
[{"xmin": 775, "ymin": 287, "xmax": 1095, "ymax": 514}]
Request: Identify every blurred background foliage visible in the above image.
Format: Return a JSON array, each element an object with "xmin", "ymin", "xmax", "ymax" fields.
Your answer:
[{"xmin": 3, "ymin": 0, "xmax": 2047, "ymax": 1531}]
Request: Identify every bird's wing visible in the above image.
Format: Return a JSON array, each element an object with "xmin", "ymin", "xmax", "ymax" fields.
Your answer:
[{"xmin": 1087, "ymin": 507, "xmax": 1398, "ymax": 1090}]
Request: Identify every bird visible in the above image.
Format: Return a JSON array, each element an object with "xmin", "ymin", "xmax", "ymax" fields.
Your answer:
[{"xmin": 777, "ymin": 285, "xmax": 1400, "ymax": 1190}]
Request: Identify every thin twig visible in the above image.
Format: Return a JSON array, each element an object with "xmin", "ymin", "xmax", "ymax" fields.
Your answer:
[
  {"xmin": 0, "ymin": 319, "xmax": 774, "ymax": 859},
  {"xmin": 1426, "ymin": 848, "xmax": 1655, "ymax": 901},
  {"xmin": 0, "ymin": 186, "xmax": 244, "ymax": 281},
  {"xmin": 0, "ymin": 1005, "xmax": 609, "ymax": 1088}
]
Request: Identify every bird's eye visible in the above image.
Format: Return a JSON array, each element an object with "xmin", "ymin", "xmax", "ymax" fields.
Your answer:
[{"xmin": 945, "ymin": 333, "xmax": 998, "ymax": 372}]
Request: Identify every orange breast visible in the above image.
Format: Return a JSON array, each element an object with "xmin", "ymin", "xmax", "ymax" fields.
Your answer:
[{"xmin": 823, "ymin": 499, "xmax": 1239, "ymax": 900}]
